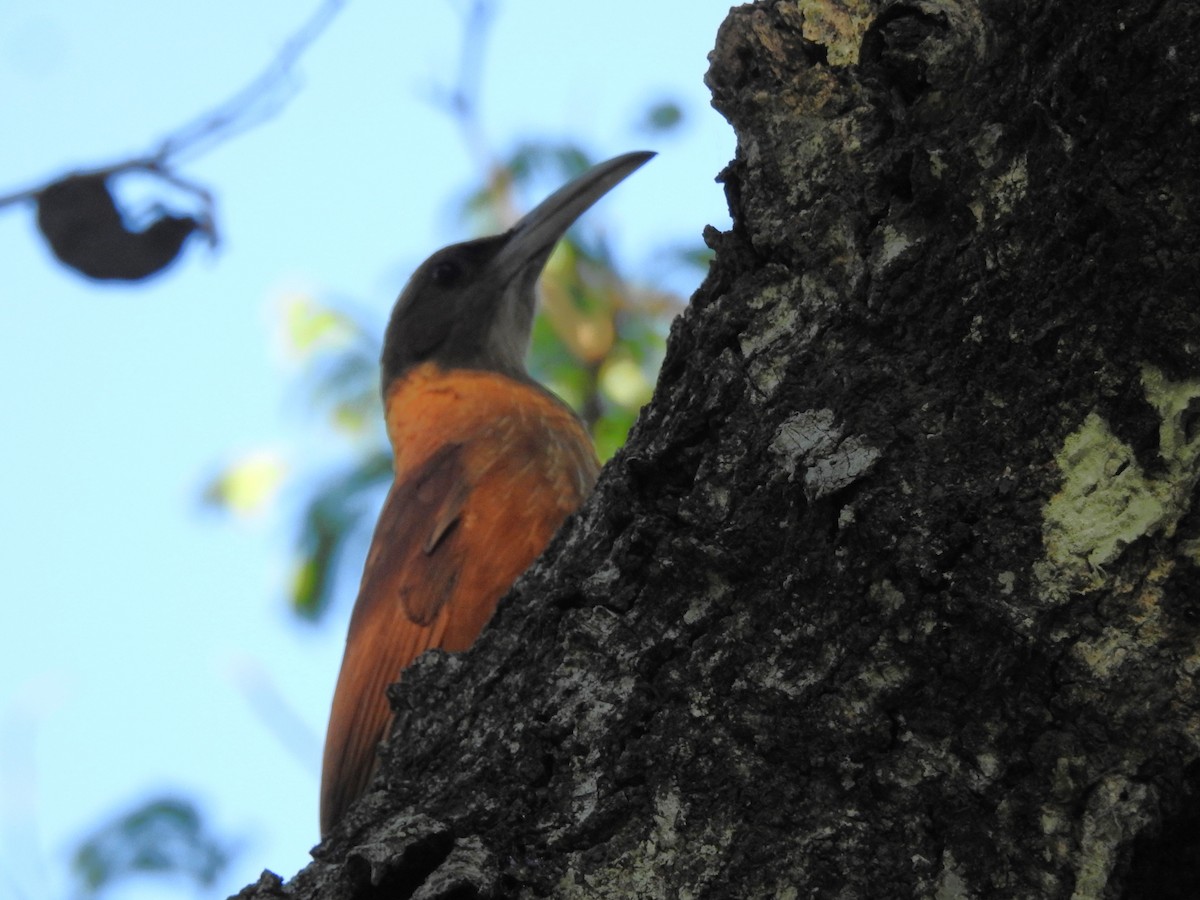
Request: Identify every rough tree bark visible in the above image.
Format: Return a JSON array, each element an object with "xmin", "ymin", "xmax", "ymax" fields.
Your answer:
[{"xmin": 236, "ymin": 0, "xmax": 1200, "ymax": 896}]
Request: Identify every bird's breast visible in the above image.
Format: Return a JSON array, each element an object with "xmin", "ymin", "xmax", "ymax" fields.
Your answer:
[{"xmin": 383, "ymin": 361, "xmax": 599, "ymax": 500}]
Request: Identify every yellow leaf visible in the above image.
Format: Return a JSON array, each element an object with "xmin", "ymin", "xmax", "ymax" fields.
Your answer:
[
  {"xmin": 204, "ymin": 452, "xmax": 287, "ymax": 517},
  {"xmin": 600, "ymin": 357, "xmax": 653, "ymax": 408},
  {"xmin": 280, "ymin": 294, "xmax": 353, "ymax": 358}
]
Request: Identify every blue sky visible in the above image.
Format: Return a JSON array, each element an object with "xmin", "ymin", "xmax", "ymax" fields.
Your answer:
[{"xmin": 0, "ymin": 2, "xmax": 733, "ymax": 896}]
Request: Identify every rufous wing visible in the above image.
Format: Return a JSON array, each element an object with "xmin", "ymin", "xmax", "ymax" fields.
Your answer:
[
  {"xmin": 318, "ymin": 393, "xmax": 600, "ymax": 837},
  {"xmin": 319, "ymin": 443, "xmax": 471, "ymax": 836}
]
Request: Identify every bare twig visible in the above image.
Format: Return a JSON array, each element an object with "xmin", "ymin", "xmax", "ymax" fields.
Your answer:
[
  {"xmin": 0, "ymin": 0, "xmax": 348, "ymax": 214},
  {"xmin": 228, "ymin": 655, "xmax": 323, "ymax": 776},
  {"xmin": 156, "ymin": 0, "xmax": 348, "ymax": 164},
  {"xmin": 425, "ymin": 0, "xmax": 525, "ymax": 229},
  {"xmin": 446, "ymin": 0, "xmax": 498, "ymax": 172}
]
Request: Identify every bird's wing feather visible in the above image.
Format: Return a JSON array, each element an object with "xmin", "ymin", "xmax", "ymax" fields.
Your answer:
[
  {"xmin": 360, "ymin": 441, "xmax": 472, "ymax": 627},
  {"xmin": 319, "ymin": 443, "xmax": 469, "ymax": 833},
  {"xmin": 319, "ymin": 395, "xmax": 600, "ymax": 836}
]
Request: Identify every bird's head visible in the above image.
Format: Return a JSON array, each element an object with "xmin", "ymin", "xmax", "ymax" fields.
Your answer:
[{"xmin": 381, "ymin": 151, "xmax": 654, "ymax": 386}]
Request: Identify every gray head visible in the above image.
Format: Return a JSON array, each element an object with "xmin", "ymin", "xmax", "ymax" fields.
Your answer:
[{"xmin": 381, "ymin": 151, "xmax": 654, "ymax": 386}]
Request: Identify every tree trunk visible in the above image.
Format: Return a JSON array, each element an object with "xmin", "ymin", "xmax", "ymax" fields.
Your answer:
[{"xmin": 235, "ymin": 0, "xmax": 1200, "ymax": 896}]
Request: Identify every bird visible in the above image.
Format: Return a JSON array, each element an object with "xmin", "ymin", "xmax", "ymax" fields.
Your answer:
[{"xmin": 319, "ymin": 151, "xmax": 654, "ymax": 837}]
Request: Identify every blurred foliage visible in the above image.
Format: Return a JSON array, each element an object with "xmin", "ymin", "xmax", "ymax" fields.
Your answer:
[
  {"xmin": 71, "ymin": 797, "xmax": 231, "ymax": 897},
  {"xmin": 638, "ymin": 100, "xmax": 685, "ymax": 133},
  {"xmin": 290, "ymin": 449, "xmax": 393, "ymax": 620},
  {"xmin": 202, "ymin": 451, "xmax": 287, "ymax": 517},
  {"xmin": 211, "ymin": 121, "xmax": 708, "ymax": 622}
]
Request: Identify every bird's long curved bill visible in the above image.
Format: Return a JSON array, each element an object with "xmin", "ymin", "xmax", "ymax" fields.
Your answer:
[{"xmin": 492, "ymin": 150, "xmax": 656, "ymax": 281}]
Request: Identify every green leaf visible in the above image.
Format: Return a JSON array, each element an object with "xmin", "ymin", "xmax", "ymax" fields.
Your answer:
[
  {"xmin": 291, "ymin": 451, "xmax": 393, "ymax": 620},
  {"xmin": 71, "ymin": 797, "xmax": 231, "ymax": 897},
  {"xmin": 593, "ymin": 408, "xmax": 639, "ymax": 463},
  {"xmin": 505, "ymin": 140, "xmax": 592, "ymax": 186},
  {"xmin": 639, "ymin": 100, "xmax": 684, "ymax": 133},
  {"xmin": 669, "ymin": 243, "xmax": 715, "ymax": 272}
]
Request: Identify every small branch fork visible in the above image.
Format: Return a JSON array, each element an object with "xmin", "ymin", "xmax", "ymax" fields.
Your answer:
[{"xmin": 0, "ymin": 0, "xmax": 348, "ymax": 219}]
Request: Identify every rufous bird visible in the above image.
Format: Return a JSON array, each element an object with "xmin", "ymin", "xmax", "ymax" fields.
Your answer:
[{"xmin": 320, "ymin": 151, "xmax": 654, "ymax": 836}]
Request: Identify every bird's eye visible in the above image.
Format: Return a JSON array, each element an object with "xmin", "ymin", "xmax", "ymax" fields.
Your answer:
[{"xmin": 430, "ymin": 260, "xmax": 462, "ymax": 285}]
